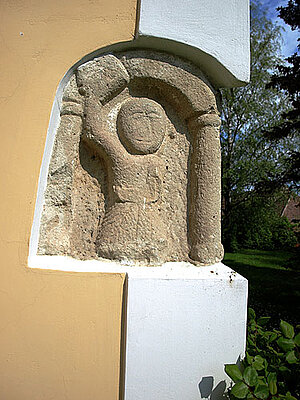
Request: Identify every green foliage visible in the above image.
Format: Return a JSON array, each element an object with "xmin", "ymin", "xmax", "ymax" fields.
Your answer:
[
  {"xmin": 221, "ymin": 0, "xmax": 289, "ymax": 198},
  {"xmin": 263, "ymin": 0, "xmax": 300, "ymax": 193},
  {"xmin": 223, "ymin": 193, "xmax": 297, "ymax": 252},
  {"xmin": 266, "ymin": 0, "xmax": 300, "ymax": 141},
  {"xmin": 221, "ymin": 0, "xmax": 299, "ymax": 250},
  {"xmin": 225, "ymin": 309, "xmax": 300, "ymax": 400}
]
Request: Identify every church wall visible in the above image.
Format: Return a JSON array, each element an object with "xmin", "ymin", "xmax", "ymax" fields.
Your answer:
[{"xmin": 0, "ymin": 0, "xmax": 136, "ymax": 398}]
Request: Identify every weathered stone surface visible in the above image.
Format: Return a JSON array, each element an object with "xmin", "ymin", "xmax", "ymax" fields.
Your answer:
[
  {"xmin": 38, "ymin": 112, "xmax": 81, "ymax": 256},
  {"xmin": 38, "ymin": 50, "xmax": 224, "ymax": 265},
  {"xmin": 119, "ymin": 50, "xmax": 218, "ymax": 119},
  {"xmin": 118, "ymin": 97, "xmax": 166, "ymax": 155},
  {"xmin": 62, "ymin": 74, "xmax": 83, "ymax": 104},
  {"xmin": 76, "ymin": 55, "xmax": 130, "ymax": 104},
  {"xmin": 188, "ymin": 114, "xmax": 223, "ymax": 263}
]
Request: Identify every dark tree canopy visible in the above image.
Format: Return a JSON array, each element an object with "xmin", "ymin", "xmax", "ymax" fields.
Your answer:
[
  {"xmin": 263, "ymin": 0, "xmax": 300, "ymax": 191},
  {"xmin": 266, "ymin": 0, "xmax": 300, "ymax": 139},
  {"xmin": 277, "ymin": 0, "xmax": 300, "ymax": 31}
]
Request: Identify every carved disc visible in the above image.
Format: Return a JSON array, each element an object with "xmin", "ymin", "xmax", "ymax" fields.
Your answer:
[{"xmin": 117, "ymin": 97, "xmax": 166, "ymax": 154}]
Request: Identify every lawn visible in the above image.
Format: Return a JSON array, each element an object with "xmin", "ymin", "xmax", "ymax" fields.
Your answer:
[{"xmin": 223, "ymin": 249, "xmax": 300, "ymax": 326}]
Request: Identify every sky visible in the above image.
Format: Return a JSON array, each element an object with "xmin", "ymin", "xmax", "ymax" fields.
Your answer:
[{"xmin": 261, "ymin": 0, "xmax": 299, "ymax": 57}]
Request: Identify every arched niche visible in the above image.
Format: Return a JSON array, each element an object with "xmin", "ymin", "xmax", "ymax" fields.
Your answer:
[{"xmin": 31, "ymin": 49, "xmax": 223, "ymax": 267}]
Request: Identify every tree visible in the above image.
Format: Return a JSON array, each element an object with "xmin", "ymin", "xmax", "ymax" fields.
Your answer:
[
  {"xmin": 220, "ymin": 0, "xmax": 297, "ymax": 251},
  {"xmin": 226, "ymin": 193, "xmax": 297, "ymax": 252},
  {"xmin": 263, "ymin": 0, "xmax": 300, "ymax": 191},
  {"xmin": 266, "ymin": 0, "xmax": 300, "ymax": 139}
]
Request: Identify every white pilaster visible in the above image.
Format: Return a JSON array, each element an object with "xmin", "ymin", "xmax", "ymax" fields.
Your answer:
[{"xmin": 124, "ymin": 263, "xmax": 248, "ymax": 400}]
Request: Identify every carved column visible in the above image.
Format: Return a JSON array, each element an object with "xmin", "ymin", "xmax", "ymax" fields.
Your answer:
[{"xmin": 188, "ymin": 113, "xmax": 224, "ymax": 264}]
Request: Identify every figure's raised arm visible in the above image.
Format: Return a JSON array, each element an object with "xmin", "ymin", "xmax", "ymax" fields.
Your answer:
[{"xmin": 82, "ymin": 95, "xmax": 127, "ymax": 164}]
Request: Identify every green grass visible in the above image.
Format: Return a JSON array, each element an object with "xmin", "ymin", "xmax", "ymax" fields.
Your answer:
[
  {"xmin": 224, "ymin": 249, "xmax": 300, "ymax": 326},
  {"xmin": 224, "ymin": 249, "xmax": 291, "ymax": 270}
]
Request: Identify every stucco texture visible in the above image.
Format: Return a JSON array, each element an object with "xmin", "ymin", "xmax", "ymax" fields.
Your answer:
[{"xmin": 0, "ymin": 0, "xmax": 136, "ymax": 398}]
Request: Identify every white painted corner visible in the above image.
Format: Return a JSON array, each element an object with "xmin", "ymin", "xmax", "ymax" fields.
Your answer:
[{"xmin": 137, "ymin": 0, "xmax": 250, "ymax": 87}]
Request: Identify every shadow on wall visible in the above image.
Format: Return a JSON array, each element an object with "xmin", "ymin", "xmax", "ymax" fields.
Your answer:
[{"xmin": 198, "ymin": 377, "xmax": 227, "ymax": 400}]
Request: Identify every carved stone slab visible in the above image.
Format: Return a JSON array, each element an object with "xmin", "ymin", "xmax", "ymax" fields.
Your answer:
[{"xmin": 38, "ymin": 51, "xmax": 223, "ymax": 265}]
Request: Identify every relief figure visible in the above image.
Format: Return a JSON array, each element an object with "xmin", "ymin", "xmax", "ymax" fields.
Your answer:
[
  {"xmin": 83, "ymin": 96, "xmax": 169, "ymax": 263},
  {"xmin": 38, "ymin": 52, "xmax": 224, "ymax": 265}
]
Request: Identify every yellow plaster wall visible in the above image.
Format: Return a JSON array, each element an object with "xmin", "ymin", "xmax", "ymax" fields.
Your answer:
[{"xmin": 0, "ymin": 0, "xmax": 136, "ymax": 398}]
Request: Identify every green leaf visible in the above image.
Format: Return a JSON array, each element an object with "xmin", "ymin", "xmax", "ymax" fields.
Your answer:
[
  {"xmin": 278, "ymin": 366, "xmax": 291, "ymax": 375},
  {"xmin": 277, "ymin": 337, "xmax": 295, "ymax": 352},
  {"xmin": 254, "ymin": 355, "xmax": 264, "ymax": 363},
  {"xmin": 285, "ymin": 392, "xmax": 297, "ymax": 400},
  {"xmin": 246, "ymin": 352, "xmax": 253, "ymax": 365},
  {"xmin": 267, "ymin": 372, "xmax": 276, "ymax": 384},
  {"xmin": 257, "ymin": 378, "xmax": 266, "ymax": 385},
  {"xmin": 257, "ymin": 317, "xmax": 270, "ymax": 326},
  {"xmin": 286, "ymin": 350, "xmax": 298, "ymax": 364},
  {"xmin": 252, "ymin": 356, "xmax": 265, "ymax": 371},
  {"xmin": 225, "ymin": 364, "xmax": 243, "ymax": 382},
  {"xmin": 248, "ymin": 323, "xmax": 256, "ymax": 334},
  {"xmin": 254, "ymin": 384, "xmax": 269, "ymax": 399},
  {"xmin": 231, "ymin": 382, "xmax": 250, "ymax": 399},
  {"xmin": 267, "ymin": 373, "xmax": 277, "ymax": 395},
  {"xmin": 280, "ymin": 321, "xmax": 294, "ymax": 339},
  {"xmin": 248, "ymin": 308, "xmax": 256, "ymax": 321},
  {"xmin": 243, "ymin": 366, "xmax": 258, "ymax": 386},
  {"xmin": 294, "ymin": 332, "xmax": 300, "ymax": 346},
  {"xmin": 269, "ymin": 381, "xmax": 277, "ymax": 395},
  {"xmin": 269, "ymin": 332, "xmax": 277, "ymax": 342}
]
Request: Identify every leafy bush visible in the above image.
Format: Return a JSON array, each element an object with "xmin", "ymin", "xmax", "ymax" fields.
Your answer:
[
  {"xmin": 223, "ymin": 194, "xmax": 297, "ymax": 252},
  {"xmin": 272, "ymin": 217, "xmax": 298, "ymax": 250},
  {"xmin": 225, "ymin": 309, "xmax": 299, "ymax": 400}
]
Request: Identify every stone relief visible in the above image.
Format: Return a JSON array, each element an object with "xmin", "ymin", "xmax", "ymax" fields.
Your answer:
[{"xmin": 38, "ymin": 50, "xmax": 224, "ymax": 265}]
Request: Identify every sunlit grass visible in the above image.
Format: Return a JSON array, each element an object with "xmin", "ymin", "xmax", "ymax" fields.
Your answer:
[{"xmin": 224, "ymin": 249, "xmax": 291, "ymax": 270}]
